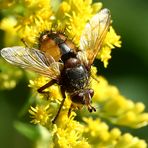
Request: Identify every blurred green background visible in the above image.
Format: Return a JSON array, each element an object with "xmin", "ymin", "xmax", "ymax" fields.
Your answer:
[{"xmin": 0, "ymin": 0, "xmax": 148, "ymax": 147}]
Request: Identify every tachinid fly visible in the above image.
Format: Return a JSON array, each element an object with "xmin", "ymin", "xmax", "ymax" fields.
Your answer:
[{"xmin": 0, "ymin": 9, "xmax": 111, "ymax": 123}]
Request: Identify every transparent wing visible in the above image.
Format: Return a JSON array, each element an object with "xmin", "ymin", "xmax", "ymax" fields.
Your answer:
[
  {"xmin": 1, "ymin": 46, "xmax": 63, "ymax": 79},
  {"xmin": 79, "ymin": 8, "xmax": 111, "ymax": 65}
]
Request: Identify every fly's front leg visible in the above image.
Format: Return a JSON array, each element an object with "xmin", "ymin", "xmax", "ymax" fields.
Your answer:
[
  {"xmin": 21, "ymin": 38, "xmax": 30, "ymax": 48},
  {"xmin": 37, "ymin": 79, "xmax": 56, "ymax": 99},
  {"xmin": 52, "ymin": 87, "xmax": 66, "ymax": 124}
]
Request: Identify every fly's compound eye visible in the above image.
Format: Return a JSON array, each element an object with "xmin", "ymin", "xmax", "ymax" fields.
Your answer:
[{"xmin": 71, "ymin": 92, "xmax": 85, "ymax": 105}]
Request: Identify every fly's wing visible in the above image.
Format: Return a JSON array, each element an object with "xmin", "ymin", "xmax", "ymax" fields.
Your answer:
[
  {"xmin": 1, "ymin": 46, "xmax": 63, "ymax": 79},
  {"xmin": 79, "ymin": 8, "xmax": 111, "ymax": 66}
]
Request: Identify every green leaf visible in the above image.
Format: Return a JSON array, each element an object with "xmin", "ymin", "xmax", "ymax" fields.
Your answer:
[{"xmin": 14, "ymin": 121, "xmax": 51, "ymax": 141}]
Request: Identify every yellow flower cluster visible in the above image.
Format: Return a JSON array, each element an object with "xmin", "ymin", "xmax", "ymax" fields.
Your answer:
[
  {"xmin": 0, "ymin": 0, "xmax": 147, "ymax": 147},
  {"xmin": 0, "ymin": 0, "xmax": 53, "ymax": 89},
  {"xmin": 54, "ymin": 0, "xmax": 102, "ymax": 45},
  {"xmin": 16, "ymin": 0, "xmax": 53, "ymax": 44},
  {"xmin": 83, "ymin": 117, "xmax": 147, "ymax": 148},
  {"xmin": 29, "ymin": 104, "xmax": 90, "ymax": 147},
  {"xmin": 28, "ymin": 76, "xmax": 73, "ymax": 127},
  {"xmin": 0, "ymin": 17, "xmax": 20, "ymax": 46},
  {"xmin": 54, "ymin": 0, "xmax": 121, "ymax": 67},
  {"xmin": 29, "ymin": 76, "xmax": 62, "ymax": 102},
  {"xmin": 53, "ymin": 112, "xmax": 90, "ymax": 148},
  {"xmin": 98, "ymin": 26, "xmax": 121, "ymax": 67},
  {"xmin": 0, "ymin": 58, "xmax": 23, "ymax": 90},
  {"xmin": 29, "ymin": 104, "xmax": 51, "ymax": 126},
  {"xmin": 90, "ymin": 68, "xmax": 148, "ymax": 128}
]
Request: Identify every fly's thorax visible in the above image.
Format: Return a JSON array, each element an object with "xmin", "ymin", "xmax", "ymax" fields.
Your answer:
[
  {"xmin": 61, "ymin": 57, "xmax": 89, "ymax": 93},
  {"xmin": 64, "ymin": 57, "xmax": 81, "ymax": 68}
]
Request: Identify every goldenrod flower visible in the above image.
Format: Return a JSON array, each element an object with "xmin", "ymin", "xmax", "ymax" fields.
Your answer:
[
  {"xmin": 83, "ymin": 118, "xmax": 110, "ymax": 142},
  {"xmin": 0, "ymin": 58, "xmax": 23, "ymax": 90},
  {"xmin": 53, "ymin": 112, "xmax": 90, "ymax": 148},
  {"xmin": 0, "ymin": 16, "xmax": 20, "ymax": 46},
  {"xmin": 83, "ymin": 118, "xmax": 147, "ymax": 148},
  {"xmin": 12, "ymin": 0, "xmax": 53, "ymax": 45},
  {"xmin": 54, "ymin": 0, "xmax": 102, "ymax": 45},
  {"xmin": 29, "ymin": 104, "xmax": 51, "ymax": 126},
  {"xmin": 116, "ymin": 133, "xmax": 147, "ymax": 148},
  {"xmin": 0, "ymin": 16, "xmax": 23, "ymax": 90},
  {"xmin": 98, "ymin": 26, "xmax": 121, "ymax": 67},
  {"xmin": 90, "ymin": 68, "xmax": 148, "ymax": 128}
]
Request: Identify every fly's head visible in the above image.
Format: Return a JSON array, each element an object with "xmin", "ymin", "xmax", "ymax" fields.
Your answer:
[{"xmin": 71, "ymin": 88, "xmax": 96, "ymax": 112}]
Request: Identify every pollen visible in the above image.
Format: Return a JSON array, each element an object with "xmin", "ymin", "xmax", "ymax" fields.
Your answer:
[{"xmin": 29, "ymin": 104, "xmax": 51, "ymax": 126}]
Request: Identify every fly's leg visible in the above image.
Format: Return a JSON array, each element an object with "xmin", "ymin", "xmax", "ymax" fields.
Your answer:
[
  {"xmin": 21, "ymin": 38, "xmax": 30, "ymax": 48},
  {"xmin": 37, "ymin": 79, "xmax": 56, "ymax": 99},
  {"xmin": 68, "ymin": 104, "xmax": 73, "ymax": 117},
  {"xmin": 52, "ymin": 87, "xmax": 66, "ymax": 124}
]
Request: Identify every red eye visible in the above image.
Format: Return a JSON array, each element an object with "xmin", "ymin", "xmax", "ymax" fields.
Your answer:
[{"xmin": 71, "ymin": 92, "xmax": 85, "ymax": 105}]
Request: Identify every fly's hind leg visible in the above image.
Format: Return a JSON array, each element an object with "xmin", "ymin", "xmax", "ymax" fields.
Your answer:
[
  {"xmin": 52, "ymin": 87, "xmax": 66, "ymax": 124},
  {"xmin": 37, "ymin": 79, "xmax": 56, "ymax": 99}
]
